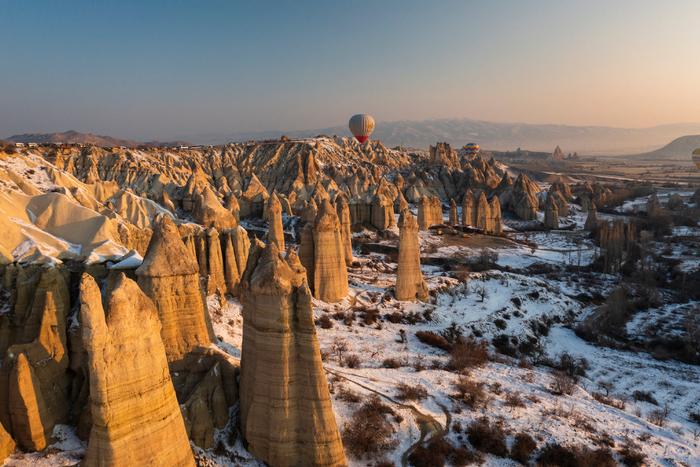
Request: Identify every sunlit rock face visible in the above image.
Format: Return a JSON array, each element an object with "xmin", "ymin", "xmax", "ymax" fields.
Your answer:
[
  {"xmin": 417, "ymin": 195, "xmax": 442, "ymax": 230},
  {"xmin": 265, "ymin": 192, "xmax": 285, "ymax": 251},
  {"xmin": 336, "ymin": 195, "xmax": 354, "ymax": 266},
  {"xmin": 136, "ymin": 215, "xmax": 214, "ymax": 362},
  {"xmin": 0, "ymin": 266, "xmax": 70, "ymax": 451},
  {"xmin": 395, "ymin": 211, "xmax": 428, "ymax": 302},
  {"xmin": 476, "ymin": 191, "xmax": 492, "ymax": 232},
  {"xmin": 79, "ymin": 273, "xmax": 195, "ymax": 467},
  {"xmin": 239, "ymin": 243, "xmax": 346, "ymax": 467},
  {"xmin": 299, "ymin": 199, "xmax": 348, "ymax": 303}
]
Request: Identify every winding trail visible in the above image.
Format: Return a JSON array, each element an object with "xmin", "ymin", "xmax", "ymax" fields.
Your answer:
[{"xmin": 325, "ymin": 367, "xmax": 451, "ymax": 467}]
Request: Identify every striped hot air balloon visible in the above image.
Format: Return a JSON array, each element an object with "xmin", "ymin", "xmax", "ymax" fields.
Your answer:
[
  {"xmin": 693, "ymin": 148, "xmax": 700, "ymax": 169},
  {"xmin": 463, "ymin": 142, "xmax": 480, "ymax": 156},
  {"xmin": 349, "ymin": 114, "xmax": 375, "ymax": 143}
]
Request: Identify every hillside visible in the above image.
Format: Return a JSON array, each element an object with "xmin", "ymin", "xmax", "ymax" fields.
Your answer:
[
  {"xmin": 5, "ymin": 130, "xmax": 191, "ymax": 148},
  {"xmin": 629, "ymin": 134, "xmax": 700, "ymax": 161},
  {"xmin": 185, "ymin": 119, "xmax": 700, "ymax": 155}
]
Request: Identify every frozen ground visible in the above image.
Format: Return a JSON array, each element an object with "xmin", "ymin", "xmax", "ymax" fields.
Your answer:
[{"xmin": 204, "ymin": 222, "xmax": 700, "ymax": 466}]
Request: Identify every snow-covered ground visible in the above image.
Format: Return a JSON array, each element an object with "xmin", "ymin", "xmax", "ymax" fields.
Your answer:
[{"xmin": 205, "ymin": 221, "xmax": 700, "ymax": 466}]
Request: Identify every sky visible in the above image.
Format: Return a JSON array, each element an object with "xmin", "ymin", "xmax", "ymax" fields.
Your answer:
[{"xmin": 1, "ymin": 0, "xmax": 699, "ymax": 140}]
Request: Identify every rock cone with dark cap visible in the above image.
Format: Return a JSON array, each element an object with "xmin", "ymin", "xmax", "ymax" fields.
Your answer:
[{"xmin": 239, "ymin": 242, "xmax": 346, "ymax": 467}]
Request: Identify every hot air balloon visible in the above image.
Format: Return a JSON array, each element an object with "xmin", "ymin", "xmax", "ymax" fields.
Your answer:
[
  {"xmin": 693, "ymin": 148, "xmax": 700, "ymax": 169},
  {"xmin": 349, "ymin": 114, "xmax": 375, "ymax": 143},
  {"xmin": 463, "ymin": 142, "xmax": 480, "ymax": 156}
]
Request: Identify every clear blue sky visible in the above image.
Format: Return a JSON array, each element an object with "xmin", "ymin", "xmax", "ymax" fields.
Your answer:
[{"xmin": 1, "ymin": 0, "xmax": 699, "ymax": 140}]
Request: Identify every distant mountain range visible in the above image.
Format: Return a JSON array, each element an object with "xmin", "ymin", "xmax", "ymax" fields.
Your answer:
[
  {"xmin": 7, "ymin": 119, "xmax": 700, "ymax": 155},
  {"xmin": 183, "ymin": 118, "xmax": 700, "ymax": 155},
  {"xmin": 6, "ymin": 130, "xmax": 190, "ymax": 148},
  {"xmin": 628, "ymin": 135, "xmax": 700, "ymax": 161}
]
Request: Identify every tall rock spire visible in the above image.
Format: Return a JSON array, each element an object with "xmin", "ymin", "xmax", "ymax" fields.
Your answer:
[
  {"xmin": 79, "ymin": 273, "xmax": 195, "ymax": 467},
  {"xmin": 265, "ymin": 192, "xmax": 285, "ymax": 251},
  {"xmin": 396, "ymin": 211, "xmax": 428, "ymax": 301},
  {"xmin": 136, "ymin": 215, "xmax": 214, "ymax": 361},
  {"xmin": 239, "ymin": 243, "xmax": 346, "ymax": 467}
]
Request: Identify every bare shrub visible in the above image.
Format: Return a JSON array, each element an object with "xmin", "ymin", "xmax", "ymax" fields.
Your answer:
[
  {"xmin": 408, "ymin": 435, "xmax": 482, "ymax": 467},
  {"xmin": 618, "ymin": 439, "xmax": 646, "ymax": 467},
  {"xmin": 336, "ymin": 386, "xmax": 361, "ymax": 403},
  {"xmin": 415, "ymin": 331, "xmax": 452, "ymax": 351},
  {"xmin": 504, "ymin": 392, "xmax": 526, "ymax": 409},
  {"xmin": 382, "ymin": 357, "xmax": 403, "ymax": 369},
  {"xmin": 331, "ymin": 338, "xmax": 348, "ymax": 364},
  {"xmin": 632, "ymin": 390, "xmax": 658, "ymax": 405},
  {"xmin": 549, "ymin": 370, "xmax": 577, "ymax": 396},
  {"xmin": 342, "ymin": 395, "xmax": 398, "ymax": 458},
  {"xmin": 447, "ymin": 336, "xmax": 489, "ymax": 371},
  {"xmin": 345, "ymin": 354, "xmax": 361, "ymax": 369},
  {"xmin": 510, "ymin": 432, "xmax": 537, "ymax": 464},
  {"xmin": 453, "ymin": 376, "xmax": 487, "ymax": 409},
  {"xmin": 592, "ymin": 392, "xmax": 626, "ymax": 410},
  {"xmin": 538, "ymin": 443, "xmax": 616, "ymax": 467},
  {"xmin": 466, "ymin": 417, "xmax": 508, "ymax": 456},
  {"xmin": 646, "ymin": 405, "xmax": 669, "ymax": 427},
  {"xmin": 395, "ymin": 382, "xmax": 427, "ymax": 401},
  {"xmin": 316, "ymin": 314, "xmax": 333, "ymax": 329}
]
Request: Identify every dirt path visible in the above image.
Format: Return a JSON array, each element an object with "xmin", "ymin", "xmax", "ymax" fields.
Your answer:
[{"xmin": 325, "ymin": 367, "xmax": 451, "ymax": 467}]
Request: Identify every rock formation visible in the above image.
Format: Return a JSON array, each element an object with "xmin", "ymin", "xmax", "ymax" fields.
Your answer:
[
  {"xmin": 371, "ymin": 193, "xmax": 395, "ymax": 230},
  {"xmin": 475, "ymin": 191, "xmax": 491, "ymax": 232},
  {"xmin": 206, "ymin": 227, "xmax": 226, "ymax": 295},
  {"xmin": 395, "ymin": 211, "xmax": 428, "ymax": 301},
  {"xmin": 544, "ymin": 193, "xmax": 559, "ymax": 229},
  {"xmin": 489, "ymin": 196, "xmax": 502, "ymax": 234},
  {"xmin": 136, "ymin": 215, "xmax": 214, "ymax": 362},
  {"xmin": 0, "ymin": 422, "xmax": 14, "ymax": 463},
  {"xmin": 417, "ymin": 195, "xmax": 442, "ymax": 230},
  {"xmin": 449, "ymin": 198, "xmax": 458, "ymax": 225},
  {"xmin": 509, "ymin": 174, "xmax": 539, "ymax": 220},
  {"xmin": 300, "ymin": 200, "xmax": 348, "ymax": 302},
  {"xmin": 240, "ymin": 243, "xmax": 346, "ymax": 467},
  {"xmin": 80, "ymin": 273, "xmax": 195, "ymax": 467},
  {"xmin": 266, "ymin": 193, "xmax": 285, "ymax": 251},
  {"xmin": 584, "ymin": 203, "xmax": 598, "ymax": 231},
  {"xmin": 193, "ymin": 186, "xmax": 237, "ymax": 230},
  {"xmin": 336, "ymin": 196, "xmax": 353, "ymax": 266},
  {"xmin": 461, "ymin": 190, "xmax": 475, "ymax": 226}
]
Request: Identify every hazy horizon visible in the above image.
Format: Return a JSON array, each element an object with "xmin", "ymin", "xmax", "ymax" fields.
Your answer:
[{"xmin": 2, "ymin": 0, "xmax": 699, "ymax": 141}]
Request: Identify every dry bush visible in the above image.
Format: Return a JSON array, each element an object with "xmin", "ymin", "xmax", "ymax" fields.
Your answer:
[
  {"xmin": 592, "ymin": 392, "xmax": 625, "ymax": 410},
  {"xmin": 510, "ymin": 432, "xmax": 537, "ymax": 464},
  {"xmin": 345, "ymin": 354, "xmax": 361, "ymax": 369},
  {"xmin": 382, "ymin": 357, "xmax": 403, "ymax": 369},
  {"xmin": 466, "ymin": 418, "xmax": 508, "ymax": 456},
  {"xmin": 373, "ymin": 460, "xmax": 395, "ymax": 467},
  {"xmin": 336, "ymin": 386, "xmax": 362, "ymax": 403},
  {"xmin": 549, "ymin": 370, "xmax": 577, "ymax": 396},
  {"xmin": 646, "ymin": 405, "xmax": 669, "ymax": 427},
  {"xmin": 316, "ymin": 314, "xmax": 333, "ymax": 329},
  {"xmin": 395, "ymin": 382, "xmax": 428, "ymax": 401},
  {"xmin": 537, "ymin": 443, "xmax": 616, "ymax": 467},
  {"xmin": 447, "ymin": 337, "xmax": 489, "ymax": 371},
  {"xmin": 618, "ymin": 439, "xmax": 646, "ymax": 467},
  {"xmin": 632, "ymin": 390, "xmax": 658, "ymax": 405},
  {"xmin": 408, "ymin": 435, "xmax": 482, "ymax": 467},
  {"xmin": 453, "ymin": 376, "xmax": 487, "ymax": 409},
  {"xmin": 342, "ymin": 395, "xmax": 398, "ymax": 458},
  {"xmin": 415, "ymin": 331, "xmax": 452, "ymax": 351},
  {"xmin": 504, "ymin": 391, "xmax": 526, "ymax": 409}
]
